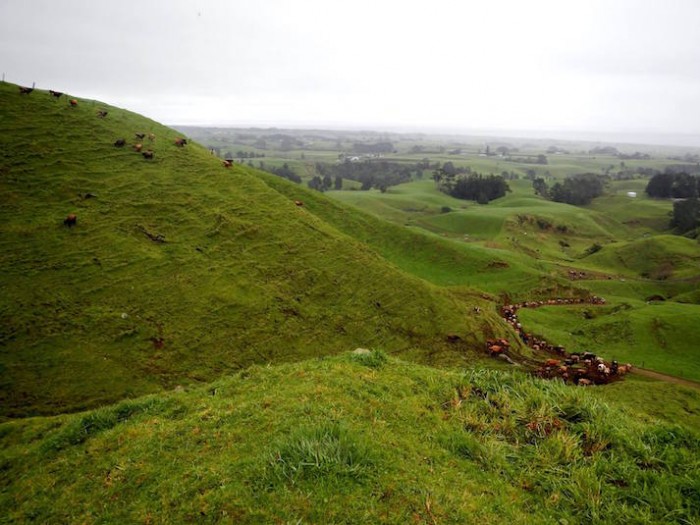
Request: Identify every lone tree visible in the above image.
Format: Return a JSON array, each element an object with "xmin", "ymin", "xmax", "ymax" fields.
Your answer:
[
  {"xmin": 671, "ymin": 198, "xmax": 700, "ymax": 234},
  {"xmin": 533, "ymin": 178, "xmax": 549, "ymax": 197}
]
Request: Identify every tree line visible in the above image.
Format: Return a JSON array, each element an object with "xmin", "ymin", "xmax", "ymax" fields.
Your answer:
[
  {"xmin": 645, "ymin": 172, "xmax": 699, "ymax": 199},
  {"xmin": 531, "ymin": 173, "xmax": 606, "ymax": 205}
]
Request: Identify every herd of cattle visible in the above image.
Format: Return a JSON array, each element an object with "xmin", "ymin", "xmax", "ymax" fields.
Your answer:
[
  {"xmin": 113, "ymin": 133, "xmax": 157, "ymax": 160},
  {"xmin": 18, "ymin": 85, "xmax": 193, "ymax": 161},
  {"xmin": 22, "ymin": 85, "xmax": 244, "ymax": 174},
  {"xmin": 18, "ymin": 85, "xmax": 197, "ymax": 228},
  {"xmin": 489, "ymin": 296, "xmax": 633, "ymax": 385}
]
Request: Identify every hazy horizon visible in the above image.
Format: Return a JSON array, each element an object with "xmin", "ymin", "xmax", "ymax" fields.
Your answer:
[
  {"xmin": 3, "ymin": 0, "xmax": 700, "ymax": 148},
  {"xmin": 171, "ymin": 121, "xmax": 700, "ymax": 149}
]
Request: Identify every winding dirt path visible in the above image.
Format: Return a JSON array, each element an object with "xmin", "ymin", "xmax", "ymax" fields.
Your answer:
[{"xmin": 632, "ymin": 367, "xmax": 700, "ymax": 390}]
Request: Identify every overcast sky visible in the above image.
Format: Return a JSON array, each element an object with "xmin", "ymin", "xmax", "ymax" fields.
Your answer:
[{"xmin": 2, "ymin": 0, "xmax": 700, "ymax": 143}]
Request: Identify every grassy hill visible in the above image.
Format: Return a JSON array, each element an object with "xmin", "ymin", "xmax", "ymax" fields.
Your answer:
[
  {"xmin": 2, "ymin": 351, "xmax": 699, "ymax": 524},
  {"xmin": 582, "ymin": 235, "xmax": 700, "ymax": 280},
  {"xmin": 0, "ymin": 83, "xmax": 508, "ymax": 417}
]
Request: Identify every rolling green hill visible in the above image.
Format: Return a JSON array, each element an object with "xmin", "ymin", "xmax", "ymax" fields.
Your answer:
[
  {"xmin": 3, "ymin": 83, "xmax": 700, "ymax": 524},
  {"xmin": 582, "ymin": 235, "xmax": 700, "ymax": 280},
  {"xmin": 0, "ymin": 83, "xmax": 507, "ymax": 418}
]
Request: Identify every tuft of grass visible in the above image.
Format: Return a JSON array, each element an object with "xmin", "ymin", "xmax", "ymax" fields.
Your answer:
[
  {"xmin": 41, "ymin": 396, "xmax": 179, "ymax": 452},
  {"xmin": 263, "ymin": 423, "xmax": 378, "ymax": 487},
  {"xmin": 350, "ymin": 348, "xmax": 388, "ymax": 368}
]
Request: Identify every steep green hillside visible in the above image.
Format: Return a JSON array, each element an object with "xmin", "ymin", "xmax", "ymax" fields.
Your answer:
[
  {"xmin": 2, "ymin": 352, "xmax": 699, "ymax": 524},
  {"xmin": 0, "ymin": 83, "xmax": 503, "ymax": 417}
]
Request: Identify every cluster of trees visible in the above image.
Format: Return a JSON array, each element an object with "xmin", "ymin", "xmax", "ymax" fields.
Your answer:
[
  {"xmin": 587, "ymin": 146, "xmax": 652, "ymax": 161},
  {"xmin": 266, "ymin": 163, "xmax": 301, "ymax": 184},
  {"xmin": 500, "ymin": 170, "xmax": 521, "ymax": 181},
  {"xmin": 316, "ymin": 160, "xmax": 419, "ymax": 192},
  {"xmin": 533, "ymin": 173, "xmax": 606, "ymax": 205},
  {"xmin": 506, "ymin": 154, "xmax": 548, "ymax": 165},
  {"xmin": 433, "ymin": 163, "xmax": 510, "ymax": 203},
  {"xmin": 227, "ymin": 151, "xmax": 266, "ymax": 159},
  {"xmin": 308, "ymin": 174, "xmax": 339, "ymax": 192},
  {"xmin": 645, "ymin": 172, "xmax": 700, "ymax": 234},
  {"xmin": 617, "ymin": 151, "xmax": 651, "ymax": 160},
  {"xmin": 646, "ymin": 172, "xmax": 699, "ymax": 199},
  {"xmin": 480, "ymin": 145, "xmax": 519, "ymax": 156},
  {"xmin": 664, "ymin": 164, "xmax": 700, "ymax": 175},
  {"xmin": 448, "ymin": 175, "xmax": 511, "ymax": 203},
  {"xmin": 589, "ymin": 146, "xmax": 619, "ymax": 155},
  {"xmin": 611, "ymin": 166, "xmax": 658, "ymax": 180},
  {"xmin": 668, "ymin": 153, "xmax": 700, "ymax": 163}
]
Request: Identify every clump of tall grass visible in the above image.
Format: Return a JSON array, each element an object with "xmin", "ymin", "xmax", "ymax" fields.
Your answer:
[
  {"xmin": 262, "ymin": 423, "xmax": 378, "ymax": 487},
  {"xmin": 350, "ymin": 348, "xmax": 388, "ymax": 369}
]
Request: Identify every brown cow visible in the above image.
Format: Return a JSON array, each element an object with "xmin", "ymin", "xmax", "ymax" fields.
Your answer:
[
  {"xmin": 69, "ymin": 99, "xmax": 78, "ymax": 106},
  {"xmin": 223, "ymin": 160, "xmax": 233, "ymax": 168},
  {"xmin": 63, "ymin": 213, "xmax": 77, "ymax": 227},
  {"xmin": 19, "ymin": 86, "xmax": 34, "ymax": 94},
  {"xmin": 114, "ymin": 138, "xmax": 126, "ymax": 147},
  {"xmin": 142, "ymin": 150, "xmax": 154, "ymax": 159},
  {"xmin": 617, "ymin": 364, "xmax": 632, "ymax": 375},
  {"xmin": 488, "ymin": 345, "xmax": 504, "ymax": 355},
  {"xmin": 133, "ymin": 143, "xmax": 143, "ymax": 152},
  {"xmin": 294, "ymin": 200, "xmax": 304, "ymax": 207},
  {"xmin": 97, "ymin": 110, "xmax": 108, "ymax": 118},
  {"xmin": 174, "ymin": 138, "xmax": 187, "ymax": 147}
]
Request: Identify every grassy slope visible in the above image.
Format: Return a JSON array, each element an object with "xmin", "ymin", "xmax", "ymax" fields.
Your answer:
[
  {"xmin": 1, "ymin": 352, "xmax": 699, "ymax": 524},
  {"xmin": 582, "ymin": 235, "xmax": 700, "ymax": 280},
  {"xmin": 256, "ymin": 174, "xmax": 577, "ymax": 298},
  {"xmin": 0, "ymin": 83, "xmax": 505, "ymax": 417}
]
